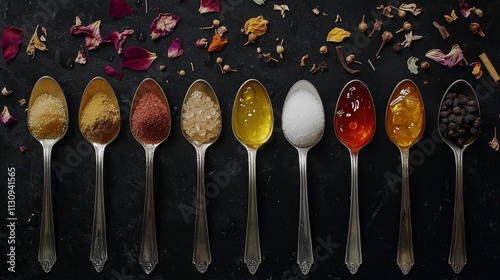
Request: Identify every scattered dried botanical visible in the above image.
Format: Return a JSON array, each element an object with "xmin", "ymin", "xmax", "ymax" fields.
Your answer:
[
  {"xmin": 326, "ymin": 27, "xmax": 351, "ymax": 42},
  {"xmin": 222, "ymin": 64, "xmax": 237, "ymax": 73},
  {"xmin": 178, "ymin": 70, "xmax": 186, "ymax": 76},
  {"xmin": 121, "ymin": 46, "xmax": 157, "ymax": 70},
  {"xmin": 109, "ymin": 0, "xmax": 133, "ymax": 19},
  {"xmin": 399, "ymin": 3, "xmax": 423, "ymax": 16},
  {"xmin": 101, "ymin": 29, "xmax": 134, "ymax": 54},
  {"xmin": 200, "ymin": 19, "xmax": 221, "ymax": 29},
  {"xmin": 346, "ymin": 54, "xmax": 362, "ymax": 64},
  {"xmin": 471, "ymin": 7, "xmax": 483, "ymax": 17},
  {"xmin": 459, "ymin": 0, "xmax": 471, "ymax": 18},
  {"xmin": 253, "ymin": 0, "xmax": 265, "ymax": 5},
  {"xmin": 208, "ymin": 34, "xmax": 228, "ymax": 52},
  {"xmin": 478, "ymin": 53, "xmax": 500, "ymax": 84},
  {"xmin": 312, "ymin": 8, "xmax": 320, "ymax": 15},
  {"xmin": 335, "ymin": 14, "xmax": 342, "ymax": 23},
  {"xmin": 196, "ymin": 38, "xmax": 209, "ymax": 48},
  {"xmin": 470, "ymin": 62, "xmax": 483, "ymax": 79},
  {"xmin": 0, "ymin": 106, "xmax": 17, "ymax": 126},
  {"xmin": 1, "ymin": 86, "xmax": 13, "ymax": 96},
  {"xmin": 167, "ymin": 38, "xmax": 184, "ymax": 58},
  {"xmin": 375, "ymin": 31, "xmax": 393, "ymax": 59},
  {"xmin": 396, "ymin": 21, "xmax": 412, "ymax": 33},
  {"xmin": 300, "ymin": 54, "xmax": 309, "ymax": 66},
  {"xmin": 444, "ymin": 10, "xmax": 458, "ymax": 22},
  {"xmin": 276, "ymin": 39, "xmax": 284, "ymax": 59},
  {"xmin": 309, "ymin": 61, "xmax": 328, "ymax": 74},
  {"xmin": 244, "ymin": 33, "xmax": 258, "ymax": 46},
  {"xmin": 433, "ymin": 21, "xmax": 449, "ymax": 39},
  {"xmin": 425, "ymin": 44, "xmax": 464, "ymax": 68},
  {"xmin": 336, "ymin": 46, "xmax": 359, "ymax": 74},
  {"xmin": 470, "ymin": 22, "xmax": 485, "ymax": 37},
  {"xmin": 407, "ymin": 56, "xmax": 419, "ymax": 74},
  {"xmin": 401, "ymin": 31, "xmax": 422, "ymax": 48},
  {"xmin": 241, "ymin": 16, "xmax": 268, "ymax": 36},
  {"xmin": 26, "ymin": 25, "xmax": 48, "ymax": 58},
  {"xmin": 368, "ymin": 59, "xmax": 376, "ymax": 71},
  {"xmin": 215, "ymin": 26, "xmax": 227, "ymax": 36},
  {"xmin": 274, "ymin": 4, "xmax": 290, "ymax": 18},
  {"xmin": 1, "ymin": 26, "xmax": 23, "ymax": 63},
  {"xmin": 420, "ymin": 61, "xmax": 430, "ymax": 69},
  {"xmin": 382, "ymin": 6, "xmax": 393, "ymax": 18},
  {"xmin": 216, "ymin": 57, "xmax": 224, "ymax": 73},
  {"xmin": 368, "ymin": 19, "xmax": 382, "ymax": 37},
  {"xmin": 358, "ymin": 15, "xmax": 368, "ymax": 33},
  {"xmin": 260, "ymin": 52, "xmax": 278, "ymax": 63},
  {"xmin": 75, "ymin": 48, "xmax": 87, "ymax": 64},
  {"xmin": 319, "ymin": 45, "xmax": 328, "ymax": 54},
  {"xmin": 488, "ymin": 128, "xmax": 499, "ymax": 151},
  {"xmin": 159, "ymin": 65, "xmax": 166, "ymax": 71},
  {"xmin": 104, "ymin": 65, "xmax": 122, "ymax": 80},
  {"xmin": 19, "ymin": 146, "xmax": 27, "ymax": 152},
  {"xmin": 390, "ymin": 5, "xmax": 406, "ymax": 18},
  {"xmin": 393, "ymin": 42, "xmax": 403, "ymax": 52},
  {"xmin": 150, "ymin": 13, "xmax": 180, "ymax": 40},
  {"xmin": 18, "ymin": 99, "xmax": 26, "ymax": 106},
  {"xmin": 199, "ymin": 0, "xmax": 221, "ymax": 14}
]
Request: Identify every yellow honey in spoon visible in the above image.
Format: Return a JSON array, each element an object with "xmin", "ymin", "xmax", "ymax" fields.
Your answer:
[{"xmin": 232, "ymin": 80, "xmax": 273, "ymax": 149}]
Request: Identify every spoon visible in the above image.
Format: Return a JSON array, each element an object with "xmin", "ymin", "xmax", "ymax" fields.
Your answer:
[
  {"xmin": 181, "ymin": 79, "xmax": 222, "ymax": 273},
  {"xmin": 27, "ymin": 76, "xmax": 69, "ymax": 273},
  {"xmin": 232, "ymin": 79, "xmax": 274, "ymax": 275},
  {"xmin": 385, "ymin": 79, "xmax": 425, "ymax": 275},
  {"xmin": 438, "ymin": 79, "xmax": 480, "ymax": 274},
  {"xmin": 79, "ymin": 77, "xmax": 121, "ymax": 272},
  {"xmin": 130, "ymin": 78, "xmax": 171, "ymax": 274},
  {"xmin": 282, "ymin": 80, "xmax": 325, "ymax": 275},
  {"xmin": 334, "ymin": 80, "xmax": 376, "ymax": 274}
]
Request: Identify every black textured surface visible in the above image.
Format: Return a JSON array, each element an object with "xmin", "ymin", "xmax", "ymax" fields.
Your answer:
[{"xmin": 1, "ymin": 0, "xmax": 500, "ymax": 279}]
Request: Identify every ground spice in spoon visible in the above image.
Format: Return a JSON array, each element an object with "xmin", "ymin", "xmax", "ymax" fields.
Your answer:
[
  {"xmin": 80, "ymin": 92, "xmax": 120, "ymax": 144},
  {"xmin": 131, "ymin": 92, "xmax": 170, "ymax": 144}
]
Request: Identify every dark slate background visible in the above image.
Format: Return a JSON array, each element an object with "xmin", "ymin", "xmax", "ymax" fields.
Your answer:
[{"xmin": 1, "ymin": 0, "xmax": 500, "ymax": 279}]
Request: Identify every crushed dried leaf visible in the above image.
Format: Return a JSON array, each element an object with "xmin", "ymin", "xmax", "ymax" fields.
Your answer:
[
  {"xmin": 241, "ymin": 16, "xmax": 268, "ymax": 36},
  {"xmin": 326, "ymin": 27, "xmax": 351, "ymax": 43}
]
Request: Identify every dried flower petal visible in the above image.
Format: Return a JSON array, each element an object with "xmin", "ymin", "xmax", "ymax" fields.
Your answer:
[
  {"xmin": 326, "ymin": 27, "xmax": 351, "ymax": 42},
  {"xmin": 168, "ymin": 38, "xmax": 183, "ymax": 58},
  {"xmin": 70, "ymin": 18, "xmax": 102, "ymax": 50},
  {"xmin": 253, "ymin": 0, "xmax": 265, "ymax": 5},
  {"xmin": 459, "ymin": 0, "xmax": 471, "ymax": 18},
  {"xmin": 195, "ymin": 38, "xmax": 208, "ymax": 48},
  {"xmin": 425, "ymin": 44, "xmax": 464, "ymax": 68},
  {"xmin": 470, "ymin": 62, "xmax": 483, "ymax": 79},
  {"xmin": 215, "ymin": 26, "xmax": 227, "ymax": 37},
  {"xmin": 1, "ymin": 106, "xmax": 17, "ymax": 126},
  {"xmin": 407, "ymin": 56, "xmax": 419, "ymax": 74},
  {"xmin": 399, "ymin": 3, "xmax": 423, "ymax": 16},
  {"xmin": 150, "ymin": 13, "xmax": 180, "ymax": 40},
  {"xmin": 199, "ymin": 0, "xmax": 220, "ymax": 14},
  {"xmin": 241, "ymin": 16, "xmax": 268, "ymax": 36},
  {"xmin": 444, "ymin": 9, "xmax": 458, "ymax": 22},
  {"xmin": 1, "ymin": 26, "xmax": 23, "ymax": 63},
  {"xmin": 208, "ymin": 34, "xmax": 228, "ymax": 52},
  {"xmin": 274, "ymin": 4, "xmax": 290, "ymax": 18},
  {"xmin": 104, "ymin": 65, "xmax": 122, "ymax": 80},
  {"xmin": 75, "ymin": 48, "xmax": 87, "ymax": 64},
  {"xmin": 26, "ymin": 25, "xmax": 48, "ymax": 58},
  {"xmin": 1, "ymin": 86, "xmax": 13, "ymax": 96},
  {"xmin": 101, "ymin": 29, "xmax": 134, "ymax": 54},
  {"xmin": 109, "ymin": 0, "xmax": 133, "ymax": 18},
  {"xmin": 121, "ymin": 47, "xmax": 157, "ymax": 70},
  {"xmin": 19, "ymin": 146, "xmax": 27, "ymax": 152}
]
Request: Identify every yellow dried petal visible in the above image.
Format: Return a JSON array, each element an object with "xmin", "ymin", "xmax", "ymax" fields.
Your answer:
[
  {"xmin": 326, "ymin": 27, "xmax": 351, "ymax": 43},
  {"xmin": 241, "ymin": 16, "xmax": 268, "ymax": 36},
  {"xmin": 471, "ymin": 62, "xmax": 483, "ymax": 79}
]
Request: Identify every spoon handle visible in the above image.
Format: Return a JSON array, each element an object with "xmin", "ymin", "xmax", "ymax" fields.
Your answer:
[
  {"xmin": 38, "ymin": 143, "xmax": 56, "ymax": 273},
  {"xmin": 244, "ymin": 148, "xmax": 261, "ymax": 275},
  {"xmin": 345, "ymin": 151, "xmax": 362, "ymax": 274},
  {"xmin": 297, "ymin": 148, "xmax": 313, "ymax": 275},
  {"xmin": 90, "ymin": 145, "xmax": 108, "ymax": 272},
  {"xmin": 449, "ymin": 148, "xmax": 466, "ymax": 274},
  {"xmin": 193, "ymin": 145, "xmax": 211, "ymax": 273},
  {"xmin": 140, "ymin": 147, "xmax": 158, "ymax": 274},
  {"xmin": 397, "ymin": 148, "xmax": 414, "ymax": 275}
]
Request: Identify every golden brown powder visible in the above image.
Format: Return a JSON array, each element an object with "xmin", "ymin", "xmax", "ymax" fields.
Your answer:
[
  {"xmin": 28, "ymin": 93, "xmax": 67, "ymax": 140},
  {"xmin": 80, "ymin": 92, "xmax": 120, "ymax": 144}
]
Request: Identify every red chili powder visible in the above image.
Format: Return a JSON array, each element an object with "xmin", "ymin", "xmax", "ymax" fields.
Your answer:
[{"xmin": 131, "ymin": 92, "xmax": 170, "ymax": 144}]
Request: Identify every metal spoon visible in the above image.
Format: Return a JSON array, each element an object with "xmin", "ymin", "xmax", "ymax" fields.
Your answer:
[
  {"xmin": 27, "ymin": 76, "xmax": 69, "ymax": 273},
  {"xmin": 334, "ymin": 80, "xmax": 376, "ymax": 274},
  {"xmin": 130, "ymin": 78, "xmax": 171, "ymax": 274},
  {"xmin": 282, "ymin": 80, "xmax": 325, "ymax": 275},
  {"xmin": 438, "ymin": 79, "xmax": 480, "ymax": 274},
  {"xmin": 385, "ymin": 79, "xmax": 425, "ymax": 275},
  {"xmin": 181, "ymin": 79, "xmax": 222, "ymax": 273},
  {"xmin": 79, "ymin": 77, "xmax": 121, "ymax": 272},
  {"xmin": 232, "ymin": 79, "xmax": 274, "ymax": 275}
]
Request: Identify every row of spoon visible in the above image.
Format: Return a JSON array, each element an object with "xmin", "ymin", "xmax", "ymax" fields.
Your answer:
[{"xmin": 27, "ymin": 76, "xmax": 479, "ymax": 275}]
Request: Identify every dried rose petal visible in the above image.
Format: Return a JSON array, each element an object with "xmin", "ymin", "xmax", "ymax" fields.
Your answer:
[
  {"xmin": 168, "ymin": 38, "xmax": 183, "ymax": 58},
  {"xmin": 425, "ymin": 44, "xmax": 464, "ymax": 68},
  {"xmin": 199, "ymin": 0, "xmax": 220, "ymax": 14},
  {"xmin": 104, "ymin": 65, "xmax": 123, "ymax": 80},
  {"xmin": 195, "ymin": 38, "xmax": 208, "ymax": 48},
  {"xmin": 101, "ymin": 29, "xmax": 134, "ymax": 54},
  {"xmin": 150, "ymin": 13, "xmax": 180, "ymax": 40},
  {"xmin": 1, "ymin": 26, "xmax": 23, "ymax": 63},
  {"xmin": 121, "ymin": 46, "xmax": 157, "ymax": 70},
  {"xmin": 109, "ymin": 0, "xmax": 133, "ymax": 18},
  {"xmin": 70, "ymin": 18, "xmax": 102, "ymax": 50},
  {"xmin": 19, "ymin": 146, "xmax": 27, "ymax": 152},
  {"xmin": 75, "ymin": 48, "xmax": 87, "ymax": 64},
  {"xmin": 459, "ymin": 0, "xmax": 471, "ymax": 18},
  {"xmin": 1, "ymin": 106, "xmax": 17, "ymax": 126}
]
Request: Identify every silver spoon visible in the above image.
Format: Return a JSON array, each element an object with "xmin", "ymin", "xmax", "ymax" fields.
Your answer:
[
  {"xmin": 27, "ymin": 76, "xmax": 69, "ymax": 273},
  {"xmin": 438, "ymin": 79, "xmax": 480, "ymax": 274},
  {"xmin": 130, "ymin": 78, "xmax": 171, "ymax": 274},
  {"xmin": 282, "ymin": 80, "xmax": 325, "ymax": 275},
  {"xmin": 334, "ymin": 80, "xmax": 376, "ymax": 274},
  {"xmin": 181, "ymin": 79, "xmax": 222, "ymax": 273},
  {"xmin": 79, "ymin": 77, "xmax": 121, "ymax": 272},
  {"xmin": 232, "ymin": 79, "xmax": 274, "ymax": 275}
]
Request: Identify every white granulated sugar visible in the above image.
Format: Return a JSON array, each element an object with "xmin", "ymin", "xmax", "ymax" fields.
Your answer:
[{"xmin": 282, "ymin": 89, "xmax": 325, "ymax": 147}]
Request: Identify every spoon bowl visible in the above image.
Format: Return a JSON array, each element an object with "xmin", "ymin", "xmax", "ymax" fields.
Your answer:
[
  {"xmin": 181, "ymin": 79, "xmax": 222, "ymax": 273},
  {"xmin": 385, "ymin": 79, "xmax": 425, "ymax": 275},
  {"xmin": 282, "ymin": 80, "xmax": 325, "ymax": 275},
  {"xmin": 130, "ymin": 78, "xmax": 171, "ymax": 274},
  {"xmin": 27, "ymin": 76, "xmax": 69, "ymax": 273},
  {"xmin": 437, "ymin": 79, "xmax": 481, "ymax": 274},
  {"xmin": 232, "ymin": 79, "xmax": 273, "ymax": 274},
  {"xmin": 334, "ymin": 80, "xmax": 376, "ymax": 274},
  {"xmin": 79, "ymin": 77, "xmax": 121, "ymax": 272}
]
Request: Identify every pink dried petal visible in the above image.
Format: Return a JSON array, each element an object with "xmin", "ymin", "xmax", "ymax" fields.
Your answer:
[
  {"xmin": 109, "ymin": 0, "xmax": 133, "ymax": 18},
  {"xmin": 101, "ymin": 29, "xmax": 134, "ymax": 54},
  {"xmin": 75, "ymin": 48, "xmax": 87, "ymax": 64},
  {"xmin": 70, "ymin": 18, "xmax": 102, "ymax": 50},
  {"xmin": 199, "ymin": 0, "xmax": 220, "ymax": 14},
  {"xmin": 104, "ymin": 65, "xmax": 123, "ymax": 80},
  {"xmin": 195, "ymin": 38, "xmax": 208, "ymax": 48},
  {"xmin": 425, "ymin": 44, "xmax": 464, "ymax": 68},
  {"xmin": 168, "ymin": 38, "xmax": 183, "ymax": 58},
  {"xmin": 1, "ymin": 26, "xmax": 23, "ymax": 63},
  {"xmin": 459, "ymin": 0, "xmax": 471, "ymax": 18},
  {"xmin": 1, "ymin": 106, "xmax": 17, "ymax": 126},
  {"xmin": 150, "ymin": 13, "xmax": 180, "ymax": 40},
  {"xmin": 19, "ymin": 146, "xmax": 27, "ymax": 152},
  {"xmin": 121, "ymin": 46, "xmax": 157, "ymax": 70}
]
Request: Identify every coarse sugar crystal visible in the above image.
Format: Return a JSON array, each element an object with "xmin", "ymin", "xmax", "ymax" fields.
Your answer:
[
  {"xmin": 28, "ymin": 93, "xmax": 67, "ymax": 140},
  {"xmin": 182, "ymin": 90, "xmax": 221, "ymax": 145}
]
